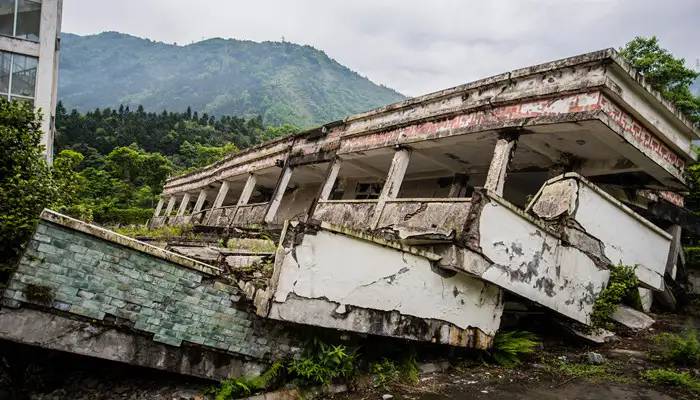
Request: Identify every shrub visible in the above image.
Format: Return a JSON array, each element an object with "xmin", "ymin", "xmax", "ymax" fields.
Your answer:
[
  {"xmin": 93, "ymin": 207, "xmax": 154, "ymax": 225},
  {"xmin": 684, "ymin": 246, "xmax": 700, "ymax": 269},
  {"xmin": 591, "ymin": 264, "xmax": 639, "ymax": 328},
  {"xmin": 0, "ymin": 99, "xmax": 54, "ymax": 283},
  {"xmin": 287, "ymin": 339, "xmax": 357, "ymax": 386},
  {"xmin": 641, "ymin": 368, "xmax": 700, "ymax": 392},
  {"xmin": 653, "ymin": 330, "xmax": 700, "ymax": 366},
  {"xmin": 490, "ymin": 331, "xmax": 539, "ymax": 367}
]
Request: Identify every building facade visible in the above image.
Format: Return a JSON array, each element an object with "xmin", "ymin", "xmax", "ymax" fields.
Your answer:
[{"xmin": 0, "ymin": 0, "xmax": 62, "ymax": 162}]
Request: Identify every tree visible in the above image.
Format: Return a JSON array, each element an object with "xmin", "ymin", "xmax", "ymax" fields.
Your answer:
[
  {"xmin": 0, "ymin": 99, "xmax": 54, "ymax": 281},
  {"xmin": 620, "ymin": 37, "xmax": 700, "ymax": 124}
]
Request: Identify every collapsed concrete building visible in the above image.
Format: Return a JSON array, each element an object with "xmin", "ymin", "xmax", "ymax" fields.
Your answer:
[{"xmin": 2, "ymin": 49, "xmax": 699, "ymax": 379}]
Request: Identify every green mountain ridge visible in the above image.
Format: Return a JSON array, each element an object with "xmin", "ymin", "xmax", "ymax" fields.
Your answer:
[{"xmin": 58, "ymin": 32, "xmax": 406, "ymax": 128}]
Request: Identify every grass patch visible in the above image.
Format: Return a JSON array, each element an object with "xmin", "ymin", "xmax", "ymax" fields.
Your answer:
[
  {"xmin": 226, "ymin": 237, "xmax": 277, "ymax": 252},
  {"xmin": 545, "ymin": 359, "xmax": 628, "ymax": 383},
  {"xmin": 490, "ymin": 331, "xmax": 540, "ymax": 367},
  {"xmin": 591, "ymin": 264, "xmax": 639, "ymax": 328},
  {"xmin": 652, "ymin": 329, "xmax": 700, "ymax": 366},
  {"xmin": 641, "ymin": 368, "xmax": 700, "ymax": 393},
  {"xmin": 208, "ymin": 361, "xmax": 284, "ymax": 399},
  {"xmin": 369, "ymin": 353, "xmax": 419, "ymax": 389},
  {"xmin": 114, "ymin": 224, "xmax": 198, "ymax": 240}
]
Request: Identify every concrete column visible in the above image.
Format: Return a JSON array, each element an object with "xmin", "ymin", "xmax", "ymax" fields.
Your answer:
[
  {"xmin": 153, "ymin": 198, "xmax": 165, "ymax": 217},
  {"xmin": 212, "ymin": 181, "xmax": 230, "ymax": 209},
  {"xmin": 176, "ymin": 193, "xmax": 191, "ymax": 217},
  {"xmin": 264, "ymin": 167, "xmax": 293, "ymax": 224},
  {"xmin": 448, "ymin": 173, "xmax": 469, "ymax": 198},
  {"xmin": 320, "ymin": 159, "xmax": 342, "ymax": 201},
  {"xmin": 192, "ymin": 190, "xmax": 209, "ymax": 214},
  {"xmin": 340, "ymin": 178, "xmax": 359, "ymax": 200},
  {"xmin": 237, "ymin": 174, "xmax": 257, "ymax": 206},
  {"xmin": 36, "ymin": 0, "xmax": 63, "ymax": 163},
  {"xmin": 163, "ymin": 197, "xmax": 177, "ymax": 216},
  {"xmin": 484, "ymin": 136, "xmax": 518, "ymax": 196},
  {"xmin": 371, "ymin": 148, "xmax": 411, "ymax": 228}
]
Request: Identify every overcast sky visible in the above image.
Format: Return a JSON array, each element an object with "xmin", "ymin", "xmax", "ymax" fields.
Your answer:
[{"xmin": 62, "ymin": 0, "xmax": 699, "ymax": 97}]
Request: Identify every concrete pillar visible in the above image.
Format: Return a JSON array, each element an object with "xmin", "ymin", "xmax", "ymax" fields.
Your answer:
[
  {"xmin": 176, "ymin": 193, "xmax": 191, "ymax": 217},
  {"xmin": 237, "ymin": 174, "xmax": 257, "ymax": 206},
  {"xmin": 264, "ymin": 167, "xmax": 293, "ymax": 224},
  {"xmin": 163, "ymin": 197, "xmax": 177, "ymax": 216},
  {"xmin": 448, "ymin": 173, "xmax": 469, "ymax": 198},
  {"xmin": 212, "ymin": 181, "xmax": 230, "ymax": 209},
  {"xmin": 192, "ymin": 190, "xmax": 209, "ymax": 214},
  {"xmin": 340, "ymin": 178, "xmax": 359, "ymax": 200},
  {"xmin": 371, "ymin": 148, "xmax": 411, "ymax": 228},
  {"xmin": 484, "ymin": 136, "xmax": 518, "ymax": 196},
  {"xmin": 320, "ymin": 159, "xmax": 342, "ymax": 201},
  {"xmin": 36, "ymin": 0, "xmax": 63, "ymax": 163},
  {"xmin": 153, "ymin": 198, "xmax": 165, "ymax": 217}
]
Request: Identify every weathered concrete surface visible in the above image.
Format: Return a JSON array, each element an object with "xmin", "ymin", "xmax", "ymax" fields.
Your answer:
[
  {"xmin": 265, "ymin": 222, "xmax": 503, "ymax": 348},
  {"xmin": 0, "ymin": 308, "xmax": 264, "ymax": 381},
  {"xmin": 528, "ymin": 174, "xmax": 672, "ymax": 291},
  {"xmin": 611, "ymin": 305, "xmax": 655, "ymax": 330},
  {"xmin": 468, "ymin": 193, "xmax": 610, "ymax": 325}
]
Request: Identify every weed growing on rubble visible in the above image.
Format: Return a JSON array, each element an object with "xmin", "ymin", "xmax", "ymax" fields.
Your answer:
[
  {"xmin": 641, "ymin": 368, "xmax": 700, "ymax": 392},
  {"xmin": 545, "ymin": 358, "xmax": 628, "ymax": 383},
  {"xmin": 208, "ymin": 361, "xmax": 284, "ymax": 399},
  {"xmin": 369, "ymin": 352, "xmax": 420, "ymax": 389},
  {"xmin": 653, "ymin": 329, "xmax": 700, "ymax": 366},
  {"xmin": 288, "ymin": 339, "xmax": 357, "ymax": 386},
  {"xmin": 490, "ymin": 331, "xmax": 539, "ymax": 367},
  {"xmin": 590, "ymin": 264, "xmax": 639, "ymax": 328}
]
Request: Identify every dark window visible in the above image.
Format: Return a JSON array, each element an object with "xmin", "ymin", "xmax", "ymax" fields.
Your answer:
[
  {"xmin": 15, "ymin": 0, "xmax": 40, "ymax": 41},
  {"xmin": 0, "ymin": 0, "xmax": 14, "ymax": 37}
]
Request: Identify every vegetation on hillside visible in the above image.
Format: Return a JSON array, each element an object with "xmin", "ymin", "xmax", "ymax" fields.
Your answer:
[
  {"xmin": 52, "ymin": 104, "xmax": 299, "ymax": 226},
  {"xmin": 59, "ymin": 32, "xmax": 405, "ymax": 128}
]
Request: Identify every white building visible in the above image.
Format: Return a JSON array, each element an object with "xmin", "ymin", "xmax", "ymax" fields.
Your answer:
[{"xmin": 0, "ymin": 0, "xmax": 62, "ymax": 162}]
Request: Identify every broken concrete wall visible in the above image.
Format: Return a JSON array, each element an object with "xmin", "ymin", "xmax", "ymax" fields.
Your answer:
[
  {"xmin": 375, "ymin": 199, "xmax": 472, "ymax": 241},
  {"xmin": 451, "ymin": 191, "xmax": 610, "ymax": 325},
  {"xmin": 264, "ymin": 222, "xmax": 503, "ymax": 349},
  {"xmin": 1, "ymin": 211, "xmax": 297, "ymax": 378},
  {"xmin": 528, "ymin": 174, "xmax": 672, "ymax": 290},
  {"xmin": 312, "ymin": 201, "xmax": 377, "ymax": 230}
]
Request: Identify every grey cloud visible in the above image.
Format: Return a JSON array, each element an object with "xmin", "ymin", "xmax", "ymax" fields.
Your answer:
[{"xmin": 63, "ymin": 0, "xmax": 699, "ymax": 97}]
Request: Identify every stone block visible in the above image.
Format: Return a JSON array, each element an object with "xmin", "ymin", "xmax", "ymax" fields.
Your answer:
[
  {"xmin": 69, "ymin": 305, "xmax": 105, "ymax": 320},
  {"xmin": 152, "ymin": 333, "xmax": 183, "ymax": 347}
]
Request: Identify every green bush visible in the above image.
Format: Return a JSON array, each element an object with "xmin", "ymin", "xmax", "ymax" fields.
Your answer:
[
  {"xmin": 641, "ymin": 368, "xmax": 700, "ymax": 392},
  {"xmin": 653, "ymin": 330, "xmax": 700, "ymax": 366},
  {"xmin": 0, "ymin": 99, "xmax": 55, "ymax": 283},
  {"xmin": 490, "ymin": 331, "xmax": 539, "ymax": 367},
  {"xmin": 287, "ymin": 339, "xmax": 357, "ymax": 386},
  {"xmin": 591, "ymin": 264, "xmax": 639, "ymax": 328},
  {"xmin": 94, "ymin": 207, "xmax": 154, "ymax": 225},
  {"xmin": 684, "ymin": 246, "xmax": 700, "ymax": 269}
]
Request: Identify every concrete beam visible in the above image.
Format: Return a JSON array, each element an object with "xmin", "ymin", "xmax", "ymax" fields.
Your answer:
[
  {"xmin": 371, "ymin": 148, "xmax": 411, "ymax": 228},
  {"xmin": 264, "ymin": 167, "xmax": 293, "ymax": 224},
  {"xmin": 484, "ymin": 136, "xmax": 518, "ymax": 196},
  {"xmin": 0, "ymin": 308, "xmax": 263, "ymax": 381},
  {"xmin": 176, "ymin": 193, "xmax": 191, "ymax": 217}
]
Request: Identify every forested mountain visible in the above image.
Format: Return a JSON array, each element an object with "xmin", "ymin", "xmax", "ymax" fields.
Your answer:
[{"xmin": 58, "ymin": 32, "xmax": 405, "ymax": 128}]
